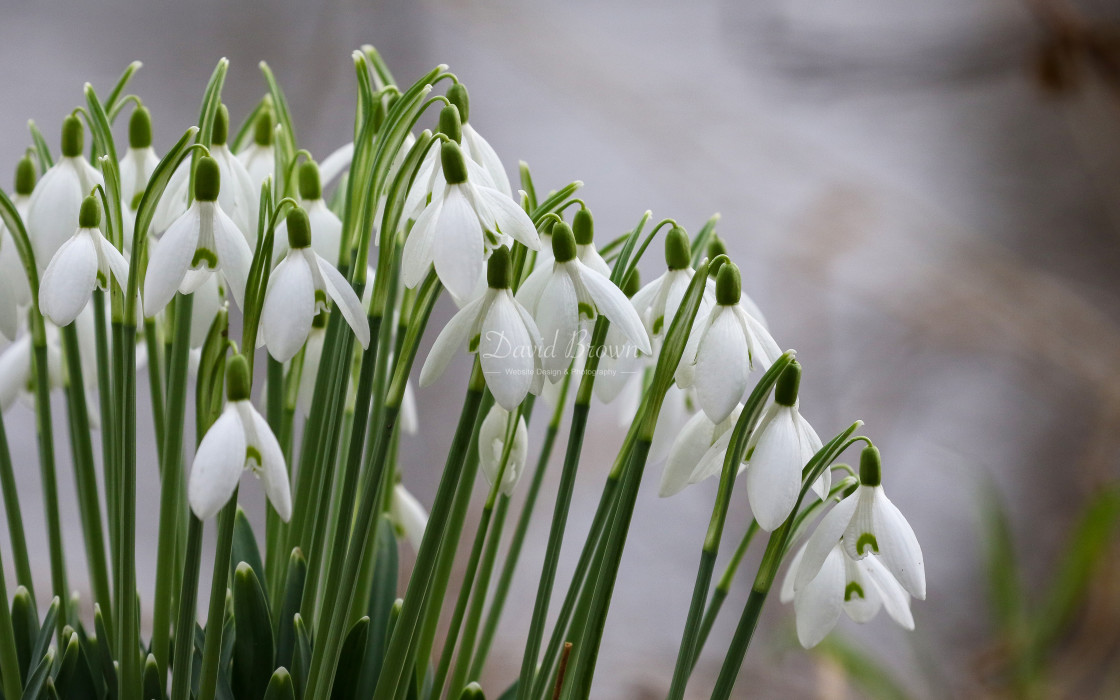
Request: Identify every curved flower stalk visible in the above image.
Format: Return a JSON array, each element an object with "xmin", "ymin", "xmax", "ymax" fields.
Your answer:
[
  {"xmin": 0, "ymin": 157, "xmax": 35, "ymax": 339},
  {"xmin": 237, "ymin": 103, "xmax": 276, "ymax": 189},
  {"xmin": 516, "ymin": 221, "xmax": 650, "ymax": 378},
  {"xmin": 447, "ymin": 82, "xmax": 512, "ymax": 197},
  {"xmin": 260, "ymin": 207, "xmax": 370, "ymax": 362},
  {"xmin": 27, "ymin": 115, "xmax": 104, "ymax": 267},
  {"xmin": 402, "ymin": 140, "xmax": 538, "ymax": 302},
  {"xmin": 188, "ymin": 354, "xmax": 291, "ymax": 520},
  {"xmin": 420, "ymin": 246, "xmax": 543, "ymax": 411},
  {"xmin": 676, "ymin": 262, "xmax": 780, "ymax": 424},
  {"xmin": 273, "ymin": 160, "xmax": 342, "ymax": 263},
  {"xmin": 390, "ymin": 482, "xmax": 429, "ymax": 551},
  {"xmin": 478, "ymin": 404, "xmax": 529, "ymax": 496},
  {"xmin": 39, "ymin": 196, "xmax": 130, "ymax": 326},
  {"xmin": 144, "ymin": 155, "xmax": 253, "ymax": 316}
]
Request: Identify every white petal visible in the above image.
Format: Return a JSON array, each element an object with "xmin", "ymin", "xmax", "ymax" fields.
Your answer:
[
  {"xmin": 463, "ymin": 124, "xmax": 511, "ymax": 196},
  {"xmin": 577, "ymin": 244, "xmax": 611, "ymax": 278},
  {"xmin": 659, "ymin": 410, "xmax": 720, "ymax": 497},
  {"xmin": 27, "ymin": 163, "xmax": 82, "ymax": 267},
  {"xmin": 399, "ymin": 380, "xmax": 419, "ymax": 434},
  {"xmin": 794, "ymin": 545, "xmax": 845, "ymax": 648},
  {"xmin": 575, "ymin": 261, "xmax": 650, "ymax": 355},
  {"xmin": 318, "ymin": 142, "xmax": 354, "ymax": 186},
  {"xmin": 737, "ymin": 306, "xmax": 782, "ymax": 370},
  {"xmin": 780, "ymin": 544, "xmax": 807, "ymax": 604},
  {"xmin": 261, "ymin": 255, "xmax": 316, "ymax": 362},
  {"xmin": 0, "ymin": 336, "xmax": 31, "ymax": 411},
  {"xmin": 796, "ymin": 493, "xmax": 859, "ymax": 592},
  {"xmin": 746, "ymin": 407, "xmax": 803, "ymax": 531},
  {"xmin": 474, "ymin": 187, "xmax": 539, "ymax": 250},
  {"xmin": 513, "ymin": 263, "xmax": 550, "ymax": 313},
  {"xmin": 297, "ymin": 327, "xmax": 325, "ymax": 416},
  {"xmin": 244, "ymin": 403, "xmax": 291, "ymax": 521},
  {"xmin": 401, "ymin": 192, "xmax": 442, "ymax": 288},
  {"xmin": 693, "ymin": 308, "xmax": 749, "ymax": 423},
  {"xmin": 390, "ymin": 483, "xmax": 428, "ymax": 551},
  {"xmin": 533, "ymin": 269, "xmax": 580, "ymax": 377},
  {"xmin": 316, "ymin": 253, "xmax": 370, "ymax": 349},
  {"xmin": 478, "ymin": 405, "xmax": 529, "ymax": 496},
  {"xmin": 419, "ymin": 293, "xmax": 488, "ymax": 387},
  {"xmin": 211, "ymin": 205, "xmax": 253, "ymax": 309},
  {"xmin": 39, "ymin": 232, "xmax": 97, "ymax": 326},
  {"xmin": 687, "ymin": 428, "xmax": 734, "ymax": 485},
  {"xmin": 863, "ymin": 555, "xmax": 915, "ymax": 629},
  {"xmin": 189, "ymin": 276, "xmax": 222, "ymax": 347},
  {"xmin": 479, "ymin": 292, "xmax": 535, "ymax": 411},
  {"xmin": 97, "ymin": 233, "xmax": 131, "ymax": 290},
  {"xmin": 842, "ymin": 555, "xmax": 883, "ymax": 623},
  {"xmin": 188, "ymin": 407, "xmax": 247, "ymax": 520},
  {"xmin": 145, "ymin": 205, "xmax": 201, "ymax": 315},
  {"xmin": 433, "ymin": 187, "xmax": 485, "ymax": 300},
  {"xmin": 306, "ymin": 200, "xmax": 343, "ymax": 265},
  {"xmin": 868, "ymin": 488, "xmax": 925, "ymax": 600}
]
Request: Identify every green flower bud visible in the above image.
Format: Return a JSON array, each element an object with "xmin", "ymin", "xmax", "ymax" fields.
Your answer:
[
  {"xmin": 714, "ymin": 262, "xmax": 741, "ymax": 306},
  {"xmin": 61, "ymin": 115, "xmax": 84, "ymax": 158},
  {"xmin": 572, "ymin": 208, "xmax": 594, "ymax": 245},
  {"xmin": 253, "ymin": 105, "xmax": 275, "ymax": 147},
  {"xmin": 78, "ymin": 195, "xmax": 101, "ymax": 229},
  {"xmin": 286, "ymin": 207, "xmax": 312, "ymax": 249},
  {"xmin": 441, "ymin": 140, "xmax": 469, "ymax": 185},
  {"xmin": 438, "ymin": 104, "xmax": 462, "ymax": 144},
  {"xmin": 622, "ymin": 268, "xmax": 641, "ymax": 297},
  {"xmin": 665, "ymin": 225, "xmax": 690, "ymax": 270},
  {"xmin": 129, "ymin": 105, "xmax": 153, "ymax": 149},
  {"xmin": 298, "ymin": 161, "xmax": 322, "ymax": 201},
  {"xmin": 551, "ymin": 222, "xmax": 577, "ymax": 263},
  {"xmin": 859, "ymin": 444, "xmax": 882, "ymax": 487},
  {"xmin": 194, "ymin": 156, "xmax": 221, "ymax": 202},
  {"xmin": 458, "ymin": 682, "xmax": 485, "ymax": 700},
  {"xmin": 447, "ymin": 83, "xmax": 470, "ymax": 123},
  {"xmin": 774, "ymin": 360, "xmax": 801, "ymax": 407},
  {"xmin": 14, "ymin": 156, "xmax": 35, "ymax": 196},
  {"xmin": 212, "ymin": 104, "xmax": 229, "ymax": 146},
  {"xmin": 487, "ymin": 246, "xmax": 512, "ymax": 289},
  {"xmin": 226, "ymin": 354, "xmax": 251, "ymax": 402}
]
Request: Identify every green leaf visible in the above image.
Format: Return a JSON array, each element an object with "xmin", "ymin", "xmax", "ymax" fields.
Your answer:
[
  {"xmin": 53, "ymin": 630, "xmax": 99, "ymax": 700},
  {"xmin": 355, "ymin": 517, "xmax": 398, "ymax": 698},
  {"xmin": 979, "ymin": 483, "xmax": 1025, "ymax": 640},
  {"xmin": 143, "ymin": 653, "xmax": 164, "ymax": 700},
  {"xmin": 495, "ymin": 679, "xmax": 518, "ymax": 700},
  {"xmin": 84, "ymin": 83, "xmax": 123, "ymax": 248},
  {"xmin": 290, "ymin": 614, "xmax": 311, "ymax": 700},
  {"xmin": 230, "ymin": 96, "xmax": 271, "ymax": 154},
  {"xmin": 275, "ymin": 549, "xmax": 307, "ymax": 673},
  {"xmin": 18, "ymin": 648, "xmax": 53, "ymax": 700},
  {"xmin": 330, "ymin": 617, "xmax": 369, "ymax": 700},
  {"xmin": 27, "ymin": 120, "xmax": 53, "ymax": 171},
  {"xmin": 262, "ymin": 668, "xmax": 295, "ymax": 700},
  {"xmin": 689, "ymin": 213, "xmax": 720, "ymax": 267},
  {"xmin": 259, "ymin": 63, "xmax": 297, "ymax": 157},
  {"xmin": 815, "ymin": 637, "xmax": 912, "ymax": 700},
  {"xmin": 104, "ymin": 61, "xmax": 142, "ymax": 119},
  {"xmin": 93, "ymin": 605, "xmax": 118, "ymax": 699},
  {"xmin": 232, "ymin": 563, "xmax": 276, "ymax": 700},
  {"xmin": 233, "ymin": 508, "xmax": 267, "ymax": 590}
]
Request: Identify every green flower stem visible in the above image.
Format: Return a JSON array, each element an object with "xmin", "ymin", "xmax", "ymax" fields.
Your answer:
[
  {"xmin": 92, "ymin": 292, "xmax": 118, "ymax": 555},
  {"xmin": 169, "ymin": 515, "xmax": 204, "ymax": 700},
  {"xmin": 470, "ymin": 375, "xmax": 571, "ymax": 680},
  {"xmin": 197, "ymin": 493, "xmax": 239, "ymax": 700},
  {"xmin": 59, "ymin": 324, "xmax": 113, "ymax": 619},
  {"xmin": 150, "ymin": 293, "xmax": 195, "ymax": 687},
  {"xmin": 0, "ymin": 407, "xmax": 34, "ymax": 596},
  {"xmin": 32, "ymin": 339, "xmax": 69, "ymax": 633},
  {"xmin": 691, "ymin": 521, "xmax": 759, "ymax": 672},
  {"xmin": 0, "ymin": 547, "xmax": 23, "ymax": 700},
  {"xmin": 312, "ymin": 406, "xmax": 355, "ymax": 618},
  {"xmin": 113, "ymin": 319, "xmax": 141, "ymax": 700},
  {"xmin": 144, "ymin": 318, "xmax": 166, "ymax": 460}
]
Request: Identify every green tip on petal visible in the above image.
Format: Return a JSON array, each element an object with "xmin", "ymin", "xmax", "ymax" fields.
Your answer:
[
  {"xmin": 212, "ymin": 104, "xmax": 229, "ymax": 146},
  {"xmin": 438, "ymin": 104, "xmax": 463, "ymax": 143},
  {"xmin": 78, "ymin": 195, "xmax": 101, "ymax": 228},
  {"xmin": 61, "ymin": 115, "xmax": 84, "ymax": 158},
  {"xmin": 715, "ymin": 262, "xmax": 741, "ymax": 305},
  {"xmin": 129, "ymin": 105, "xmax": 152, "ymax": 149},
  {"xmin": 774, "ymin": 360, "xmax": 801, "ymax": 407},
  {"xmin": 458, "ymin": 682, "xmax": 485, "ymax": 700},
  {"xmin": 447, "ymin": 82, "xmax": 470, "ymax": 123},
  {"xmin": 254, "ymin": 105, "xmax": 275, "ymax": 146},
  {"xmin": 226, "ymin": 354, "xmax": 251, "ymax": 402},
  {"xmin": 15, "ymin": 156, "xmax": 35, "ymax": 195},
  {"xmin": 312, "ymin": 310, "xmax": 328, "ymax": 329},
  {"xmin": 551, "ymin": 222, "xmax": 577, "ymax": 263},
  {"xmin": 665, "ymin": 225, "xmax": 691, "ymax": 270},
  {"xmin": 573, "ymin": 208, "xmax": 594, "ymax": 245},
  {"xmin": 441, "ymin": 140, "xmax": 469, "ymax": 185},
  {"xmin": 859, "ymin": 444, "xmax": 882, "ymax": 487},
  {"xmin": 286, "ymin": 207, "xmax": 312, "ymax": 249},
  {"xmin": 487, "ymin": 246, "xmax": 512, "ymax": 289},
  {"xmin": 298, "ymin": 160, "xmax": 322, "ymax": 200},
  {"xmin": 194, "ymin": 156, "xmax": 221, "ymax": 201},
  {"xmin": 622, "ymin": 267, "xmax": 641, "ymax": 297}
]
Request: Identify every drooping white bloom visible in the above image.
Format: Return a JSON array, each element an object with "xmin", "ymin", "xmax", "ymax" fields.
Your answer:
[
  {"xmin": 390, "ymin": 482, "xmax": 429, "ymax": 551},
  {"xmin": 260, "ymin": 207, "xmax": 370, "ymax": 362},
  {"xmin": 676, "ymin": 262, "xmax": 781, "ymax": 424},
  {"xmin": 478, "ymin": 404, "xmax": 529, "ymax": 496},
  {"xmin": 144, "ymin": 155, "xmax": 252, "ymax": 317},
  {"xmin": 273, "ymin": 161, "xmax": 342, "ymax": 264},
  {"xmin": 420, "ymin": 246, "xmax": 544, "ymax": 411},
  {"xmin": 402, "ymin": 140, "xmax": 539, "ymax": 302},
  {"xmin": 570, "ymin": 209, "xmax": 610, "ymax": 278},
  {"xmin": 794, "ymin": 445, "xmax": 926, "ymax": 603},
  {"xmin": 402, "ymin": 104, "xmax": 495, "ymax": 226},
  {"xmin": 630, "ymin": 226, "xmax": 713, "ymax": 343},
  {"xmin": 659, "ymin": 405, "xmax": 740, "ymax": 498},
  {"xmin": 119, "ymin": 106, "xmax": 159, "ymax": 220},
  {"xmin": 516, "ymin": 222, "xmax": 650, "ymax": 379},
  {"xmin": 27, "ymin": 116, "xmax": 104, "ymax": 267},
  {"xmin": 39, "ymin": 196, "xmax": 129, "ymax": 327},
  {"xmin": 237, "ymin": 105, "xmax": 276, "ymax": 190},
  {"xmin": 188, "ymin": 355, "xmax": 290, "ymax": 521},
  {"xmin": 448, "ymin": 83, "xmax": 512, "ymax": 196}
]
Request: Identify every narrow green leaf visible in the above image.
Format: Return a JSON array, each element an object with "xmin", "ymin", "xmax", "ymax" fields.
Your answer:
[
  {"xmin": 29, "ymin": 596, "xmax": 59, "ymax": 670},
  {"xmin": 18, "ymin": 648, "xmax": 54, "ymax": 700},
  {"xmin": 689, "ymin": 213, "xmax": 720, "ymax": 266},
  {"xmin": 815, "ymin": 637, "xmax": 912, "ymax": 700},
  {"xmin": 290, "ymin": 614, "xmax": 311, "ymax": 700},
  {"xmin": 28, "ymin": 120, "xmax": 54, "ymax": 171},
  {"xmin": 10, "ymin": 587, "xmax": 37, "ymax": 682},
  {"xmin": 355, "ymin": 517, "xmax": 397, "ymax": 698},
  {"xmin": 262, "ymin": 668, "xmax": 295, "ymax": 700},
  {"xmin": 259, "ymin": 63, "xmax": 297, "ymax": 156},
  {"xmin": 979, "ymin": 484, "xmax": 1024, "ymax": 639},
  {"xmin": 232, "ymin": 563, "xmax": 276, "ymax": 700},
  {"xmin": 93, "ymin": 604, "xmax": 118, "ymax": 699},
  {"xmin": 233, "ymin": 508, "xmax": 267, "ymax": 590},
  {"xmin": 330, "ymin": 617, "xmax": 369, "ymax": 700},
  {"xmin": 104, "ymin": 61, "xmax": 142, "ymax": 117},
  {"xmin": 143, "ymin": 653, "xmax": 163, "ymax": 700},
  {"xmin": 275, "ymin": 549, "xmax": 307, "ymax": 672}
]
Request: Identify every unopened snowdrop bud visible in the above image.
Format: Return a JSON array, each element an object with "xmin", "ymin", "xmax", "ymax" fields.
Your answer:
[
  {"xmin": 239, "ymin": 103, "xmax": 276, "ymax": 189},
  {"xmin": 573, "ymin": 208, "xmax": 610, "ymax": 277},
  {"xmin": 676, "ymin": 262, "xmax": 780, "ymax": 423},
  {"xmin": 459, "ymin": 682, "xmax": 486, "ymax": 700},
  {"xmin": 39, "ymin": 195, "xmax": 130, "ymax": 326},
  {"xmin": 15, "ymin": 156, "xmax": 35, "ymax": 196},
  {"xmin": 27, "ymin": 115, "xmax": 104, "ymax": 266},
  {"xmin": 446, "ymin": 82, "xmax": 512, "ymax": 196},
  {"xmin": 120, "ymin": 106, "xmax": 160, "ymax": 227},
  {"xmin": 261, "ymin": 207, "xmax": 370, "ymax": 362},
  {"xmin": 478, "ymin": 404, "xmax": 529, "ymax": 496},
  {"xmin": 188, "ymin": 354, "xmax": 291, "ymax": 521},
  {"xmin": 390, "ymin": 483, "xmax": 429, "ymax": 551}
]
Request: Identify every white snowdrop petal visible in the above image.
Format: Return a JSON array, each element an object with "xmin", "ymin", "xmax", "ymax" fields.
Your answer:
[
  {"xmin": 479, "ymin": 293, "xmax": 534, "ymax": 411},
  {"xmin": 0, "ymin": 336, "xmax": 31, "ymax": 411},
  {"xmin": 687, "ymin": 429, "xmax": 734, "ymax": 485},
  {"xmin": 513, "ymin": 263, "xmax": 550, "ymax": 314},
  {"xmin": 476, "ymin": 187, "xmax": 539, "ymax": 250},
  {"xmin": 738, "ymin": 306, "xmax": 782, "ymax": 370},
  {"xmin": 419, "ymin": 293, "xmax": 488, "ymax": 387},
  {"xmin": 534, "ymin": 269, "xmax": 580, "ymax": 378},
  {"xmin": 316, "ymin": 254, "xmax": 370, "ymax": 349},
  {"xmin": 28, "ymin": 164, "xmax": 82, "ymax": 266},
  {"xmin": 99, "ymin": 235, "xmax": 131, "ymax": 290},
  {"xmin": 842, "ymin": 556, "xmax": 883, "ymax": 624},
  {"xmin": 463, "ymin": 125, "xmax": 511, "ymax": 196},
  {"xmin": 189, "ymin": 276, "xmax": 222, "ymax": 347},
  {"xmin": 872, "ymin": 489, "xmax": 926, "ymax": 600},
  {"xmin": 306, "ymin": 201, "xmax": 343, "ymax": 265},
  {"xmin": 576, "ymin": 263, "xmax": 650, "ymax": 355},
  {"xmin": 693, "ymin": 309, "xmax": 749, "ymax": 424},
  {"xmin": 842, "ymin": 486, "xmax": 880, "ymax": 562},
  {"xmin": 402, "ymin": 193, "xmax": 443, "ymax": 288},
  {"xmin": 863, "ymin": 555, "xmax": 915, "ymax": 629},
  {"xmin": 390, "ymin": 484, "xmax": 429, "ymax": 551},
  {"xmin": 261, "ymin": 256, "xmax": 316, "ymax": 362},
  {"xmin": 795, "ymin": 494, "xmax": 859, "ymax": 592},
  {"xmin": 794, "ymin": 545, "xmax": 845, "ymax": 648},
  {"xmin": 40, "ymin": 233, "xmax": 98, "ymax": 326},
  {"xmin": 188, "ymin": 408, "xmax": 247, "ymax": 520},
  {"xmin": 434, "ymin": 187, "xmax": 486, "ymax": 301},
  {"xmin": 399, "ymin": 380, "xmax": 419, "ymax": 435},
  {"xmin": 212, "ymin": 207, "xmax": 253, "ymax": 308},
  {"xmin": 403, "ymin": 149, "xmax": 439, "ymax": 221},
  {"xmin": 747, "ymin": 407, "xmax": 803, "ymax": 531},
  {"xmin": 318, "ymin": 141, "xmax": 354, "ymax": 186},
  {"xmin": 780, "ymin": 544, "xmax": 807, "ymax": 604},
  {"xmin": 0, "ymin": 279, "xmax": 16, "ymax": 341},
  {"xmin": 659, "ymin": 410, "xmax": 719, "ymax": 498},
  {"xmin": 145, "ymin": 206, "xmax": 201, "ymax": 315},
  {"xmin": 247, "ymin": 405, "xmax": 292, "ymax": 521}
]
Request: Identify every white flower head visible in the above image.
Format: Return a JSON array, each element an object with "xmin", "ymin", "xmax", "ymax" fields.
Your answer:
[
  {"xmin": 594, "ymin": 268, "xmax": 647, "ymax": 406},
  {"xmin": 39, "ymin": 195, "xmax": 129, "ymax": 327},
  {"xmin": 630, "ymin": 225, "xmax": 713, "ymax": 344},
  {"xmin": 447, "ymin": 83, "xmax": 511, "ymax": 197},
  {"xmin": 478, "ymin": 404, "xmax": 529, "ymax": 497},
  {"xmin": 119, "ymin": 106, "xmax": 159, "ymax": 214},
  {"xmin": 188, "ymin": 354, "xmax": 291, "ymax": 521},
  {"xmin": 27, "ymin": 115, "xmax": 104, "ymax": 267},
  {"xmin": 237, "ymin": 104, "xmax": 276, "ymax": 190},
  {"xmin": 260, "ymin": 207, "xmax": 370, "ymax": 362},
  {"xmin": 273, "ymin": 161, "xmax": 342, "ymax": 264},
  {"xmin": 676, "ymin": 262, "xmax": 781, "ymax": 424},
  {"xmin": 143, "ymin": 155, "xmax": 253, "ymax": 317},
  {"xmin": 390, "ymin": 482, "xmax": 429, "ymax": 551},
  {"xmin": 571, "ymin": 208, "xmax": 610, "ymax": 278},
  {"xmin": 659, "ymin": 405, "xmax": 740, "ymax": 498},
  {"xmin": 402, "ymin": 140, "xmax": 540, "ymax": 301},
  {"xmin": 0, "ymin": 157, "xmax": 35, "ymax": 339},
  {"xmin": 516, "ymin": 222, "xmax": 651, "ymax": 380},
  {"xmin": 420, "ymin": 246, "xmax": 544, "ymax": 411}
]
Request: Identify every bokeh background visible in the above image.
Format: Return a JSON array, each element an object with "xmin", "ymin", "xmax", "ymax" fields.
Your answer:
[{"xmin": 2, "ymin": 0, "xmax": 1119, "ymax": 697}]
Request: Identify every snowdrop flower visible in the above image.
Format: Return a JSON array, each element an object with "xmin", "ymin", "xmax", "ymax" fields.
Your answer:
[
  {"xmin": 676, "ymin": 263, "xmax": 781, "ymax": 424},
  {"xmin": 237, "ymin": 103, "xmax": 276, "ymax": 190},
  {"xmin": 260, "ymin": 207, "xmax": 370, "ymax": 362},
  {"xmin": 794, "ymin": 445, "xmax": 926, "ymax": 603},
  {"xmin": 390, "ymin": 482, "xmax": 429, "ymax": 551},
  {"xmin": 630, "ymin": 226, "xmax": 712, "ymax": 343},
  {"xmin": 402, "ymin": 104, "xmax": 496, "ymax": 226},
  {"xmin": 144, "ymin": 155, "xmax": 252, "ymax": 316},
  {"xmin": 39, "ymin": 196, "xmax": 129, "ymax": 326},
  {"xmin": 594, "ymin": 269, "xmax": 646, "ymax": 405},
  {"xmin": 119, "ymin": 106, "xmax": 159, "ymax": 217},
  {"xmin": 188, "ymin": 354, "xmax": 291, "ymax": 521},
  {"xmin": 27, "ymin": 115, "xmax": 104, "ymax": 267},
  {"xmin": 478, "ymin": 404, "xmax": 529, "ymax": 496},
  {"xmin": 0, "ymin": 157, "xmax": 35, "ymax": 339},
  {"xmin": 447, "ymin": 83, "xmax": 511, "ymax": 196},
  {"xmin": 659, "ymin": 404, "xmax": 740, "ymax": 498},
  {"xmin": 420, "ymin": 246, "xmax": 543, "ymax": 411},
  {"xmin": 705, "ymin": 234, "xmax": 767, "ymax": 328},
  {"xmin": 273, "ymin": 161, "xmax": 342, "ymax": 264},
  {"xmin": 572, "ymin": 209, "xmax": 610, "ymax": 277},
  {"xmin": 402, "ymin": 140, "xmax": 538, "ymax": 301},
  {"xmin": 517, "ymin": 222, "xmax": 651, "ymax": 379}
]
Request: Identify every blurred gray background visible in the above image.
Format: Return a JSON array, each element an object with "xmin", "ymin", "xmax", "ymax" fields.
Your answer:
[{"xmin": 2, "ymin": 0, "xmax": 1119, "ymax": 697}]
